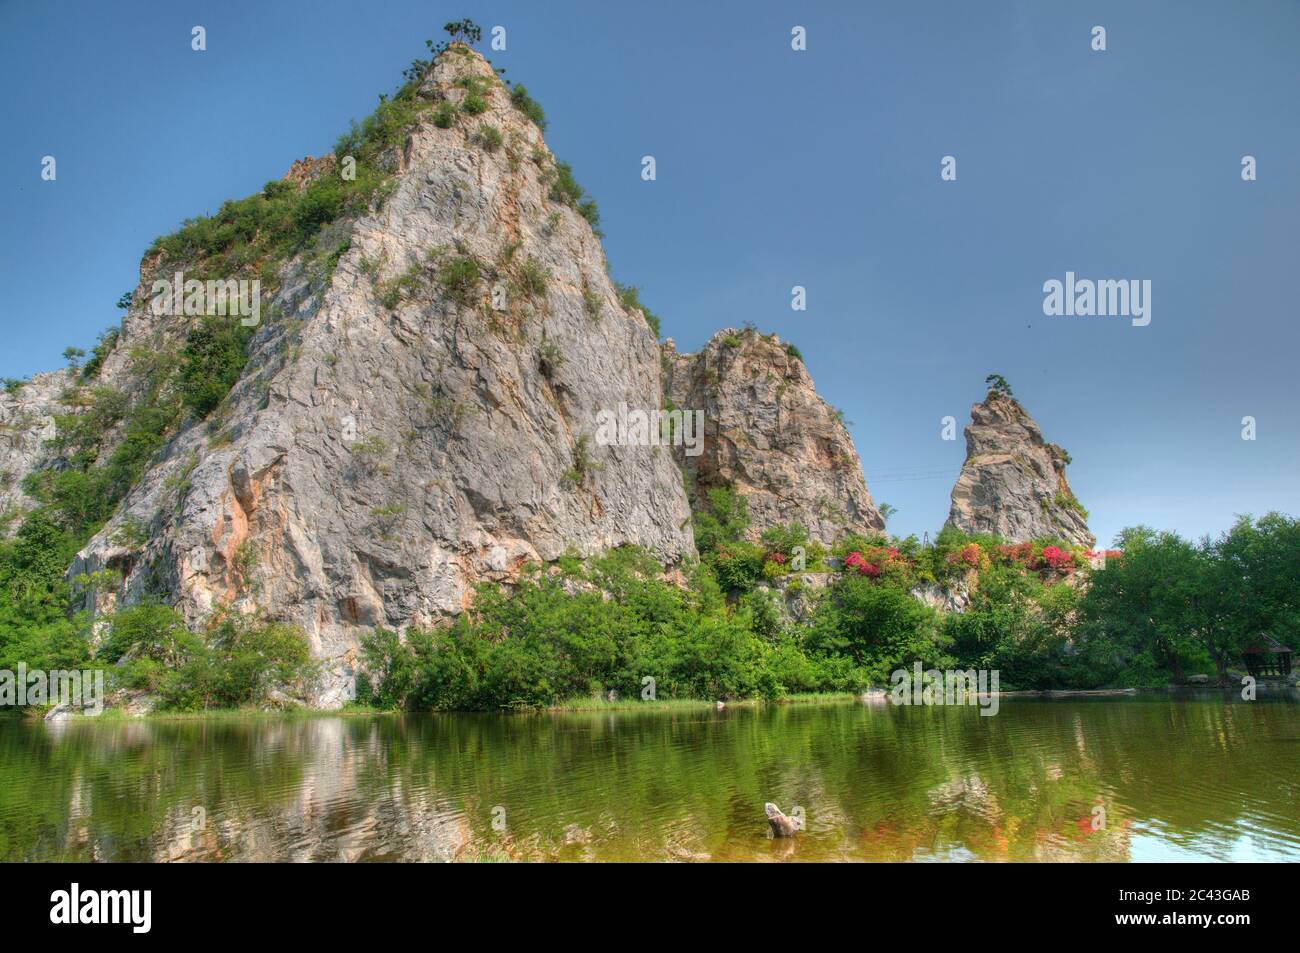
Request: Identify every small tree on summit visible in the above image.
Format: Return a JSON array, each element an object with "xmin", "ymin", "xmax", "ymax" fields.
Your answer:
[
  {"xmin": 443, "ymin": 19, "xmax": 482, "ymax": 45},
  {"xmin": 412, "ymin": 20, "xmax": 484, "ymax": 83},
  {"xmin": 985, "ymin": 373, "xmax": 1014, "ymax": 399}
]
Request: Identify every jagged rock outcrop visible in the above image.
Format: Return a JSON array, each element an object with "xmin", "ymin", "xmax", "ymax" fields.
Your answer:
[
  {"xmin": 17, "ymin": 47, "xmax": 887, "ymax": 708},
  {"xmin": 946, "ymin": 391, "xmax": 1093, "ymax": 547},
  {"xmin": 0, "ymin": 369, "xmax": 73, "ymax": 533},
  {"xmin": 69, "ymin": 47, "xmax": 695, "ymax": 704},
  {"xmin": 662, "ymin": 328, "xmax": 883, "ymax": 544},
  {"xmin": 909, "ymin": 581, "xmax": 971, "ymax": 614}
]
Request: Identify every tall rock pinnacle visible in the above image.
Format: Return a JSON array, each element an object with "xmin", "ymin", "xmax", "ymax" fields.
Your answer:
[
  {"xmin": 662, "ymin": 328, "xmax": 884, "ymax": 543},
  {"xmin": 70, "ymin": 46, "xmax": 695, "ymax": 703},
  {"xmin": 945, "ymin": 387, "xmax": 1094, "ymax": 547},
  {"xmin": 25, "ymin": 44, "xmax": 889, "ymax": 708}
]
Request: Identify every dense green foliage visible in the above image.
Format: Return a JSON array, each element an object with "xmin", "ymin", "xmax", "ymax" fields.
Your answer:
[
  {"xmin": 5, "ymin": 26, "xmax": 1292, "ymax": 717},
  {"xmin": 1078, "ymin": 517, "xmax": 1299, "ymax": 684},
  {"xmin": 178, "ymin": 317, "xmax": 255, "ymax": 416},
  {"xmin": 357, "ymin": 547, "xmax": 844, "ymax": 710},
  {"xmin": 0, "ymin": 597, "xmax": 317, "ymax": 712},
  {"xmin": 353, "ymin": 504, "xmax": 1298, "ymax": 711},
  {"xmin": 105, "ymin": 606, "xmax": 316, "ymax": 710},
  {"xmin": 80, "ymin": 327, "xmax": 120, "ymax": 379},
  {"xmin": 3, "ymin": 481, "xmax": 1294, "ymax": 714}
]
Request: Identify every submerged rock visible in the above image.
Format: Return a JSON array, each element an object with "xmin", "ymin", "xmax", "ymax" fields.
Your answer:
[{"xmin": 764, "ymin": 802, "xmax": 800, "ymax": 837}]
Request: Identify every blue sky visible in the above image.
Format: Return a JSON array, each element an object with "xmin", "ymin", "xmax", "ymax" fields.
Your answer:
[{"xmin": 2, "ymin": 0, "xmax": 1297, "ymax": 546}]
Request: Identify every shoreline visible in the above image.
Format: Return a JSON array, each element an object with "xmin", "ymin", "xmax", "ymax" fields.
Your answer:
[
  {"xmin": 544, "ymin": 691, "xmax": 860, "ymax": 712},
  {"xmin": 12, "ymin": 682, "xmax": 1293, "ymax": 725}
]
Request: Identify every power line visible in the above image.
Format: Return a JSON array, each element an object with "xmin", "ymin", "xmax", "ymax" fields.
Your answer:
[{"xmin": 861, "ymin": 465, "xmax": 957, "ymax": 484}]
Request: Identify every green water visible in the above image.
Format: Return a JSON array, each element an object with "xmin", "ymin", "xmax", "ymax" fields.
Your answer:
[{"xmin": 2, "ymin": 693, "xmax": 1297, "ymax": 862}]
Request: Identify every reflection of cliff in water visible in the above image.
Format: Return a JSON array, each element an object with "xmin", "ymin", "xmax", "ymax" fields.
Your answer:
[
  {"xmin": 1, "ymin": 693, "xmax": 1295, "ymax": 862},
  {"xmin": 150, "ymin": 718, "xmax": 472, "ymax": 862}
]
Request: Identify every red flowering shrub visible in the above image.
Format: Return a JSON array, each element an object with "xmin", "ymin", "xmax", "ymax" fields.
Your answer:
[
  {"xmin": 942, "ymin": 542, "xmax": 988, "ymax": 574},
  {"xmin": 765, "ymin": 552, "xmax": 787, "ymax": 565},
  {"xmin": 842, "ymin": 551, "xmax": 882, "ymax": 578},
  {"xmin": 1002, "ymin": 542, "xmax": 1034, "ymax": 565},
  {"xmin": 1041, "ymin": 545, "xmax": 1073, "ymax": 571}
]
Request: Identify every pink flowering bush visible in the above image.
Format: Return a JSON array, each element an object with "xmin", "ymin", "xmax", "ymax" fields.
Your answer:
[
  {"xmin": 843, "ymin": 551, "xmax": 880, "ymax": 578},
  {"xmin": 995, "ymin": 542, "xmax": 1035, "ymax": 567},
  {"xmin": 1041, "ymin": 545, "xmax": 1073, "ymax": 572},
  {"xmin": 945, "ymin": 542, "xmax": 988, "ymax": 573},
  {"xmin": 839, "ymin": 544, "xmax": 914, "ymax": 584}
]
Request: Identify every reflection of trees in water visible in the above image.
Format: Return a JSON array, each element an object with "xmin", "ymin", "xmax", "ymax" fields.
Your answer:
[
  {"xmin": 0, "ymin": 696, "xmax": 1295, "ymax": 861},
  {"xmin": 0, "ymin": 717, "xmax": 465, "ymax": 862}
]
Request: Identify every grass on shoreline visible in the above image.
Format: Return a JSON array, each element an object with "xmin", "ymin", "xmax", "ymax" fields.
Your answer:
[
  {"xmin": 53, "ymin": 703, "xmax": 396, "ymax": 724},
  {"xmin": 35, "ymin": 685, "xmax": 1288, "ymax": 725},
  {"xmin": 44, "ymin": 693, "xmax": 863, "ymax": 722},
  {"xmin": 546, "ymin": 691, "xmax": 859, "ymax": 712}
]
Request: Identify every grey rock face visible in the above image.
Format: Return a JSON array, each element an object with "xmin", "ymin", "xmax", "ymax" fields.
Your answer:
[
  {"xmin": 0, "ymin": 369, "xmax": 73, "ymax": 533},
  {"xmin": 946, "ymin": 392, "xmax": 1093, "ymax": 547},
  {"xmin": 71, "ymin": 48, "xmax": 695, "ymax": 705},
  {"xmin": 910, "ymin": 581, "xmax": 971, "ymax": 614},
  {"xmin": 31, "ymin": 48, "xmax": 891, "ymax": 710},
  {"xmin": 662, "ymin": 328, "xmax": 883, "ymax": 544},
  {"xmin": 756, "ymin": 571, "xmax": 834, "ymax": 626}
]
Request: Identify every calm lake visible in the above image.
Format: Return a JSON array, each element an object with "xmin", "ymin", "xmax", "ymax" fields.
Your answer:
[{"xmin": 3, "ymin": 693, "xmax": 1297, "ymax": 862}]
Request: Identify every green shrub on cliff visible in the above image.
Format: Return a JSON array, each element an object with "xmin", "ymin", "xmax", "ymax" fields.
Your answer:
[
  {"xmin": 178, "ymin": 316, "xmax": 254, "ymax": 417},
  {"xmin": 509, "ymin": 83, "xmax": 547, "ymax": 130},
  {"xmin": 613, "ymin": 283, "xmax": 661, "ymax": 338}
]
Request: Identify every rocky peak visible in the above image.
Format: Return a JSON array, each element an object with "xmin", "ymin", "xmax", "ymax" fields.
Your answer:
[
  {"xmin": 662, "ymin": 327, "xmax": 883, "ymax": 543},
  {"xmin": 23, "ymin": 44, "xmax": 896, "ymax": 708},
  {"xmin": 946, "ymin": 389, "xmax": 1093, "ymax": 547},
  {"xmin": 282, "ymin": 155, "xmax": 338, "ymax": 192},
  {"xmin": 69, "ymin": 44, "xmax": 693, "ymax": 704}
]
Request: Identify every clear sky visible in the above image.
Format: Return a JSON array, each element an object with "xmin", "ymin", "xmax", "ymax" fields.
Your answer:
[{"xmin": 2, "ymin": 0, "xmax": 1296, "ymax": 547}]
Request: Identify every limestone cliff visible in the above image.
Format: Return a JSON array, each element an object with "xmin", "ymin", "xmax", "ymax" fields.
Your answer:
[
  {"xmin": 69, "ymin": 47, "xmax": 696, "ymax": 704},
  {"xmin": 946, "ymin": 390, "xmax": 1093, "ymax": 547},
  {"xmin": 15, "ymin": 46, "xmax": 888, "ymax": 707},
  {"xmin": 0, "ymin": 369, "xmax": 73, "ymax": 533},
  {"xmin": 662, "ymin": 328, "xmax": 884, "ymax": 544}
]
